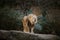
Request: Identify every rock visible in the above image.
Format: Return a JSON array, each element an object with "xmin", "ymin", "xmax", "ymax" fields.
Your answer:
[{"xmin": 0, "ymin": 30, "xmax": 60, "ymax": 40}]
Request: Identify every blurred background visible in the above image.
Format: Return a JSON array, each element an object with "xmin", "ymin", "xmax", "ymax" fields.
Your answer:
[{"xmin": 0, "ymin": 0, "xmax": 60, "ymax": 36}]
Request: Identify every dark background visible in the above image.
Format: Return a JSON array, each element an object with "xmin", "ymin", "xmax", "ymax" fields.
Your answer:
[{"xmin": 0, "ymin": 0, "xmax": 60, "ymax": 36}]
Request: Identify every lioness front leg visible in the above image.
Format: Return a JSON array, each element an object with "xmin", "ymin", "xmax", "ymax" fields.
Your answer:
[{"xmin": 31, "ymin": 27, "xmax": 34, "ymax": 33}]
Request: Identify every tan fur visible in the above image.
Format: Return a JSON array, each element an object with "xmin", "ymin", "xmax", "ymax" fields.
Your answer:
[{"xmin": 22, "ymin": 14, "xmax": 37, "ymax": 33}]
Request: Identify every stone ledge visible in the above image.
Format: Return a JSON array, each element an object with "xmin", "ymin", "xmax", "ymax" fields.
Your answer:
[{"xmin": 0, "ymin": 30, "xmax": 60, "ymax": 40}]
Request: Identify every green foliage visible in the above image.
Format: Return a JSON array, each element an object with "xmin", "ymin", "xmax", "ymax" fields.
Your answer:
[{"xmin": 0, "ymin": 7, "xmax": 21, "ymax": 30}]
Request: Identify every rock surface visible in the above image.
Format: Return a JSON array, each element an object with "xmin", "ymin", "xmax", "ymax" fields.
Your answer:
[{"xmin": 0, "ymin": 30, "xmax": 60, "ymax": 40}]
